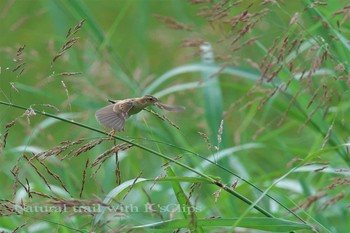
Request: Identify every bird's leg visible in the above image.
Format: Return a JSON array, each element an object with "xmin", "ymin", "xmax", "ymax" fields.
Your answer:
[{"xmin": 107, "ymin": 129, "xmax": 116, "ymax": 139}]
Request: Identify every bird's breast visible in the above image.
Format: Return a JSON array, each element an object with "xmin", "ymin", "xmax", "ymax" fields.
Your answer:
[{"xmin": 128, "ymin": 106, "xmax": 143, "ymax": 116}]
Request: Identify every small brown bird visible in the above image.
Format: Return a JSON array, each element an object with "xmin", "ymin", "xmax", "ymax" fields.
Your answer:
[{"xmin": 95, "ymin": 95, "xmax": 185, "ymax": 131}]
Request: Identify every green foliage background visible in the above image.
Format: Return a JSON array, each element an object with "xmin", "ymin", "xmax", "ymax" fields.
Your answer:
[{"xmin": 1, "ymin": 0, "xmax": 350, "ymax": 232}]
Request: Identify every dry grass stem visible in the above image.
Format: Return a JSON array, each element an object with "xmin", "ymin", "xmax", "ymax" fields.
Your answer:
[
  {"xmin": 12, "ymin": 62, "xmax": 26, "ymax": 72},
  {"xmin": 12, "ymin": 223, "xmax": 26, "ymax": 233},
  {"xmin": 35, "ymin": 156, "xmax": 70, "ymax": 194},
  {"xmin": 10, "ymin": 169, "xmax": 30, "ymax": 198},
  {"xmin": 23, "ymin": 154, "xmax": 52, "ymax": 192},
  {"xmin": 3, "ymin": 121, "xmax": 15, "ymax": 149},
  {"xmin": 10, "ymin": 159, "xmax": 20, "ymax": 196},
  {"xmin": 321, "ymin": 192, "xmax": 345, "ymax": 209},
  {"xmin": 238, "ymin": 97, "xmax": 263, "ymax": 112},
  {"xmin": 0, "ymin": 199, "xmax": 20, "ymax": 216},
  {"xmin": 216, "ymin": 120, "xmax": 224, "ymax": 151},
  {"xmin": 304, "ymin": 161, "xmax": 329, "ymax": 166},
  {"xmin": 42, "ymin": 104, "xmax": 61, "ymax": 112},
  {"xmin": 296, "ymin": 193, "xmax": 327, "ymax": 210},
  {"xmin": 154, "ymin": 15, "xmax": 192, "ymax": 31},
  {"xmin": 79, "ymin": 159, "xmax": 89, "ymax": 198},
  {"xmin": 180, "ymin": 39, "xmax": 205, "ymax": 48},
  {"xmin": 115, "ymin": 150, "xmax": 121, "ymax": 185},
  {"xmin": 321, "ymin": 120, "xmax": 334, "ymax": 149},
  {"xmin": 61, "ymin": 80, "xmax": 72, "ymax": 111},
  {"xmin": 258, "ymin": 86, "xmax": 279, "ymax": 110},
  {"xmin": 161, "ymin": 155, "xmax": 182, "ymax": 170},
  {"xmin": 231, "ymin": 37, "xmax": 258, "ymax": 52},
  {"xmin": 11, "ymin": 45, "xmax": 26, "ymax": 77},
  {"xmin": 150, "ymin": 172, "xmax": 166, "ymax": 190},
  {"xmin": 122, "ymin": 172, "xmax": 143, "ymax": 200},
  {"xmin": 213, "ymin": 189, "xmax": 222, "ymax": 204},
  {"xmin": 289, "ymin": 12, "xmax": 300, "ymax": 25},
  {"xmin": 231, "ymin": 180, "xmax": 238, "ymax": 189},
  {"xmin": 191, "ymin": 0, "xmax": 213, "ymax": 4},
  {"xmin": 197, "ymin": 131, "xmax": 211, "ymax": 150},
  {"xmin": 66, "ymin": 18, "xmax": 86, "ymax": 38},
  {"xmin": 30, "ymin": 139, "xmax": 84, "ymax": 161},
  {"xmin": 90, "ymin": 163, "xmax": 103, "ymax": 179},
  {"xmin": 91, "ymin": 143, "xmax": 133, "ymax": 167},
  {"xmin": 57, "ymin": 72, "xmax": 82, "ymax": 76},
  {"xmin": 30, "ymin": 191, "xmax": 60, "ymax": 201},
  {"xmin": 306, "ymin": 89, "xmax": 319, "ymax": 109},
  {"xmin": 314, "ymin": 166, "xmax": 328, "ymax": 172},
  {"xmin": 277, "ymin": 85, "xmax": 303, "ymax": 127},
  {"xmin": 52, "ymin": 19, "xmax": 85, "ymax": 64},
  {"xmin": 252, "ymin": 127, "xmax": 265, "ymax": 140},
  {"xmin": 9, "ymin": 82, "xmax": 19, "ymax": 92},
  {"xmin": 23, "ymin": 107, "xmax": 36, "ymax": 125},
  {"xmin": 144, "ymin": 108, "xmax": 180, "ymax": 130},
  {"xmin": 286, "ymin": 158, "xmax": 303, "ymax": 168},
  {"xmin": 74, "ymin": 139, "xmax": 104, "ymax": 157},
  {"xmin": 300, "ymin": 101, "xmax": 325, "ymax": 131}
]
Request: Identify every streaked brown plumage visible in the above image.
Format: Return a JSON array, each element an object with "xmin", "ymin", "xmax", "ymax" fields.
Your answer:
[{"xmin": 95, "ymin": 95, "xmax": 185, "ymax": 131}]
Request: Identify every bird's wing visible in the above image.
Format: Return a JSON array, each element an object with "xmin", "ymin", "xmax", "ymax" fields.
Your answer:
[
  {"xmin": 96, "ymin": 103, "xmax": 130, "ymax": 131},
  {"xmin": 113, "ymin": 100, "xmax": 134, "ymax": 115},
  {"xmin": 155, "ymin": 102, "xmax": 185, "ymax": 112}
]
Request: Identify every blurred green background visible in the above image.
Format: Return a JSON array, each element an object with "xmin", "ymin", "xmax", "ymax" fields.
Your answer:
[{"xmin": 1, "ymin": 0, "xmax": 350, "ymax": 232}]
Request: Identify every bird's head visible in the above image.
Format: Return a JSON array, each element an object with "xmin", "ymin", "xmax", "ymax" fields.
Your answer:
[{"xmin": 143, "ymin": 95, "xmax": 159, "ymax": 104}]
